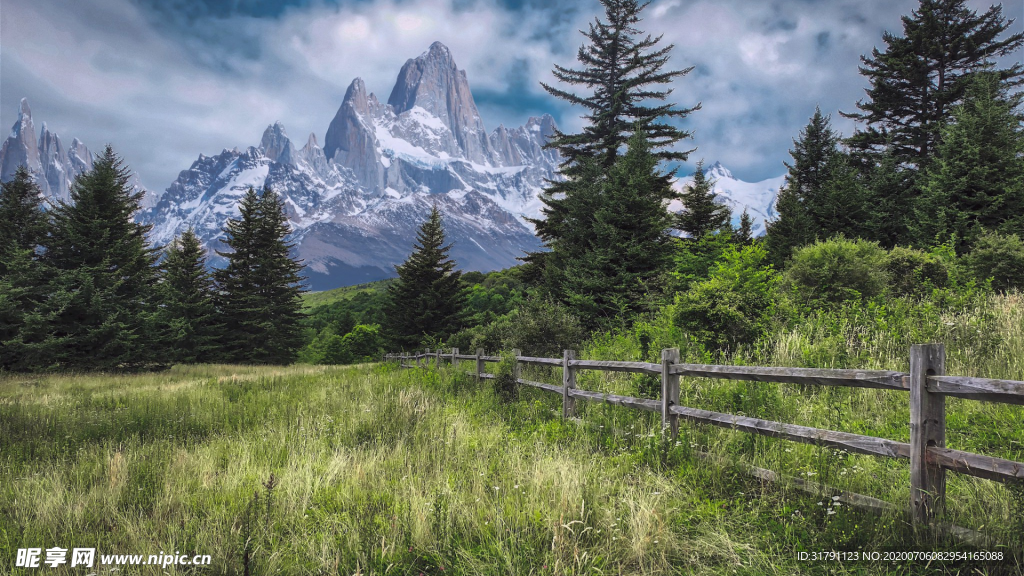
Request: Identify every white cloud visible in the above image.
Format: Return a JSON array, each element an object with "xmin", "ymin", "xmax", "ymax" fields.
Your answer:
[{"xmin": 1, "ymin": 0, "xmax": 1019, "ymax": 190}]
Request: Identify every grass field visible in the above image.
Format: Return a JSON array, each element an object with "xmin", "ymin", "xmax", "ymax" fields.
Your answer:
[
  {"xmin": 302, "ymin": 279, "xmax": 391, "ymax": 308},
  {"xmin": 2, "ymin": 347, "xmax": 1023, "ymax": 574}
]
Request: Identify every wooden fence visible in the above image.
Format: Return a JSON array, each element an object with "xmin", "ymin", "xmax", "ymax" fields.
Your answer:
[{"xmin": 384, "ymin": 344, "xmax": 1024, "ymax": 529}]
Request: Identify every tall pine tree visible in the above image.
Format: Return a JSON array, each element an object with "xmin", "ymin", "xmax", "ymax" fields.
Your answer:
[
  {"xmin": 43, "ymin": 146, "xmax": 161, "ymax": 371},
  {"xmin": 214, "ymin": 187, "xmax": 307, "ymax": 364},
  {"xmin": 540, "ymin": 0, "xmax": 698, "ymax": 170},
  {"xmin": 549, "ymin": 131, "xmax": 678, "ymax": 328},
  {"xmin": 382, "ymin": 206, "xmax": 467, "ymax": 349},
  {"xmin": 842, "ymin": 0, "xmax": 1023, "ymax": 166},
  {"xmin": 677, "ymin": 160, "xmax": 730, "ymax": 240},
  {"xmin": 159, "ymin": 228, "xmax": 220, "ymax": 364},
  {"xmin": 526, "ymin": 0, "xmax": 697, "ymax": 279},
  {"xmin": 766, "ymin": 109, "xmax": 843, "ymax": 266},
  {"xmin": 0, "ymin": 166, "xmax": 51, "ymax": 371},
  {"xmin": 914, "ymin": 73, "xmax": 1024, "ymax": 252}
]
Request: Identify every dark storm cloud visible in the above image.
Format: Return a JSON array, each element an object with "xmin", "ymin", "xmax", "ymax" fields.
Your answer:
[{"xmin": 1, "ymin": 0, "xmax": 1020, "ymax": 192}]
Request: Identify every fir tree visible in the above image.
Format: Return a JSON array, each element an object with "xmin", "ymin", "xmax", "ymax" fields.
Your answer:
[
  {"xmin": 0, "ymin": 167, "xmax": 51, "ymax": 371},
  {"xmin": 765, "ymin": 109, "xmax": 843, "ymax": 265},
  {"xmin": 42, "ymin": 146, "xmax": 161, "ymax": 371},
  {"xmin": 842, "ymin": 0, "xmax": 1023, "ymax": 166},
  {"xmin": 734, "ymin": 209, "xmax": 754, "ymax": 246},
  {"xmin": 159, "ymin": 228, "xmax": 220, "ymax": 364},
  {"xmin": 914, "ymin": 73, "xmax": 1024, "ymax": 252},
  {"xmin": 214, "ymin": 187, "xmax": 307, "ymax": 364},
  {"xmin": 382, "ymin": 206, "xmax": 467, "ymax": 349},
  {"xmin": 677, "ymin": 160, "xmax": 730, "ymax": 240},
  {"xmin": 525, "ymin": 0, "xmax": 697, "ymax": 279},
  {"xmin": 550, "ymin": 131, "xmax": 678, "ymax": 328},
  {"xmin": 540, "ymin": 0, "xmax": 699, "ymax": 170}
]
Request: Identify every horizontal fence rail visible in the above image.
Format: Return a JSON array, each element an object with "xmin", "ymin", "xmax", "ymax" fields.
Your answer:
[{"xmin": 385, "ymin": 343, "xmax": 1024, "ymax": 533}]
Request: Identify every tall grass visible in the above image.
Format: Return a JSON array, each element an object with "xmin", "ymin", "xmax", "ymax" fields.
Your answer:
[{"xmin": 3, "ymin": 289, "xmax": 1023, "ymax": 576}]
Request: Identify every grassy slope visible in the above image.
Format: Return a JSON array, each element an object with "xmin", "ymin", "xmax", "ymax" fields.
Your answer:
[
  {"xmin": 2, "ymin": 355, "xmax": 1022, "ymax": 574},
  {"xmin": 302, "ymin": 278, "xmax": 393, "ymax": 309}
]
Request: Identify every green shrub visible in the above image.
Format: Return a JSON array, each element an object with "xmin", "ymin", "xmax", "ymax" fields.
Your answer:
[
  {"xmin": 450, "ymin": 297, "xmax": 585, "ymax": 357},
  {"xmin": 964, "ymin": 232, "xmax": 1024, "ymax": 292},
  {"xmin": 492, "ymin": 352, "xmax": 519, "ymax": 402},
  {"xmin": 673, "ymin": 243, "xmax": 778, "ymax": 352},
  {"xmin": 340, "ymin": 324, "xmax": 385, "ymax": 362},
  {"xmin": 783, "ymin": 237, "xmax": 888, "ymax": 308},
  {"xmin": 882, "ymin": 246, "xmax": 949, "ymax": 297}
]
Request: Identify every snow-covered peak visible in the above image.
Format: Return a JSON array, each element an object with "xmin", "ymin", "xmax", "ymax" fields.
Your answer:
[
  {"xmin": 704, "ymin": 160, "xmax": 734, "ymax": 181},
  {"xmin": 673, "ymin": 162, "xmax": 785, "ymax": 238},
  {"xmin": 260, "ymin": 121, "xmax": 294, "ymax": 165}
]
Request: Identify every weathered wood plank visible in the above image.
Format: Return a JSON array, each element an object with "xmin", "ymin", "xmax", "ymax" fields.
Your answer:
[
  {"xmin": 662, "ymin": 348, "xmax": 680, "ymax": 437},
  {"xmin": 480, "ymin": 355, "xmax": 502, "ymax": 362},
  {"xmin": 569, "ymin": 389, "xmax": 662, "ymax": 412},
  {"xmin": 669, "ymin": 363, "xmax": 908, "ymax": 390},
  {"xmin": 518, "ymin": 356, "xmax": 563, "ymax": 367},
  {"xmin": 669, "ymin": 404, "xmax": 911, "ymax": 459},
  {"xmin": 518, "ymin": 379, "xmax": 562, "ymax": 394},
  {"xmin": 910, "ymin": 343, "xmax": 946, "ymax": 524},
  {"xmin": 928, "ymin": 446, "xmax": 1024, "ymax": 483},
  {"xmin": 570, "ymin": 359, "xmax": 662, "ymax": 375},
  {"xmin": 563, "ymin": 350, "xmax": 577, "ymax": 418},
  {"xmin": 927, "ymin": 375, "xmax": 1024, "ymax": 405}
]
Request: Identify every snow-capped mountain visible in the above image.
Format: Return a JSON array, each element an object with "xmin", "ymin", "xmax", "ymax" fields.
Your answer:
[
  {"xmin": 672, "ymin": 161, "xmax": 786, "ymax": 237},
  {"xmin": 141, "ymin": 41, "xmax": 560, "ymax": 289},
  {"xmin": 3, "ymin": 43, "xmax": 787, "ymax": 290},
  {"xmin": 0, "ymin": 98, "xmax": 158, "ymax": 209},
  {"xmin": 0, "ymin": 99, "xmax": 94, "ymax": 204}
]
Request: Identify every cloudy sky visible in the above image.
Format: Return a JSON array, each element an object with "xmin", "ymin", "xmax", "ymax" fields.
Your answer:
[{"xmin": 1, "ymin": 0, "xmax": 1021, "ymax": 192}]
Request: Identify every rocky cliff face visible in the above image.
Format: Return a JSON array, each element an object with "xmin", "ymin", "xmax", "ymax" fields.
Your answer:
[
  {"xmin": 142, "ymin": 42, "xmax": 560, "ymax": 289},
  {"xmin": 0, "ymin": 99, "xmax": 93, "ymax": 203}
]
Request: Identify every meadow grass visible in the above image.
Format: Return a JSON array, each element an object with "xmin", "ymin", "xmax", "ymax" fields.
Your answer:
[{"xmin": 2, "ymin": 294, "xmax": 1023, "ymax": 575}]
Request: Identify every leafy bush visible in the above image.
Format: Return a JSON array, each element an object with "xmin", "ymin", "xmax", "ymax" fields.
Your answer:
[
  {"xmin": 673, "ymin": 243, "xmax": 778, "ymax": 352},
  {"xmin": 300, "ymin": 324, "xmax": 384, "ymax": 365},
  {"xmin": 882, "ymin": 246, "xmax": 949, "ymax": 298},
  {"xmin": 783, "ymin": 237, "xmax": 888, "ymax": 309},
  {"xmin": 449, "ymin": 297, "xmax": 585, "ymax": 357},
  {"xmin": 964, "ymin": 232, "xmax": 1024, "ymax": 292}
]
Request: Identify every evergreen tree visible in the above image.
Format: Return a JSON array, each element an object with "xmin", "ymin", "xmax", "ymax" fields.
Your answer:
[
  {"xmin": 540, "ymin": 0, "xmax": 698, "ymax": 170},
  {"xmin": 0, "ymin": 167, "xmax": 51, "ymax": 370},
  {"xmin": 159, "ymin": 228, "xmax": 220, "ymax": 364},
  {"xmin": 734, "ymin": 209, "xmax": 754, "ymax": 246},
  {"xmin": 382, "ymin": 206, "xmax": 467, "ymax": 349},
  {"xmin": 214, "ymin": 186, "xmax": 307, "ymax": 364},
  {"xmin": 550, "ymin": 131, "xmax": 678, "ymax": 328},
  {"xmin": 42, "ymin": 146, "xmax": 161, "ymax": 371},
  {"xmin": 842, "ymin": 0, "xmax": 1023, "ymax": 166},
  {"xmin": 914, "ymin": 73, "xmax": 1024, "ymax": 252},
  {"xmin": 525, "ymin": 0, "xmax": 697, "ymax": 279},
  {"xmin": 765, "ymin": 109, "xmax": 843, "ymax": 265},
  {"xmin": 677, "ymin": 160, "xmax": 730, "ymax": 240}
]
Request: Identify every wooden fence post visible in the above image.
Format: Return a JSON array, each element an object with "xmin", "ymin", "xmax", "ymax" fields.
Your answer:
[
  {"xmin": 436, "ymin": 349, "xmax": 441, "ymax": 369},
  {"xmin": 662, "ymin": 348, "xmax": 681, "ymax": 437},
  {"xmin": 910, "ymin": 343, "xmax": 946, "ymax": 526},
  {"xmin": 452, "ymin": 348, "xmax": 458, "ymax": 369},
  {"xmin": 563, "ymin": 349, "xmax": 577, "ymax": 418},
  {"xmin": 512, "ymin": 349, "xmax": 522, "ymax": 385},
  {"xmin": 476, "ymin": 348, "xmax": 484, "ymax": 382}
]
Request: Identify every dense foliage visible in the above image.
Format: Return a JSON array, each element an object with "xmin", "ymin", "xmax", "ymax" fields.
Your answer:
[
  {"xmin": 0, "ymin": 149, "xmax": 307, "ymax": 372},
  {"xmin": 381, "ymin": 206, "xmax": 468, "ymax": 349}
]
